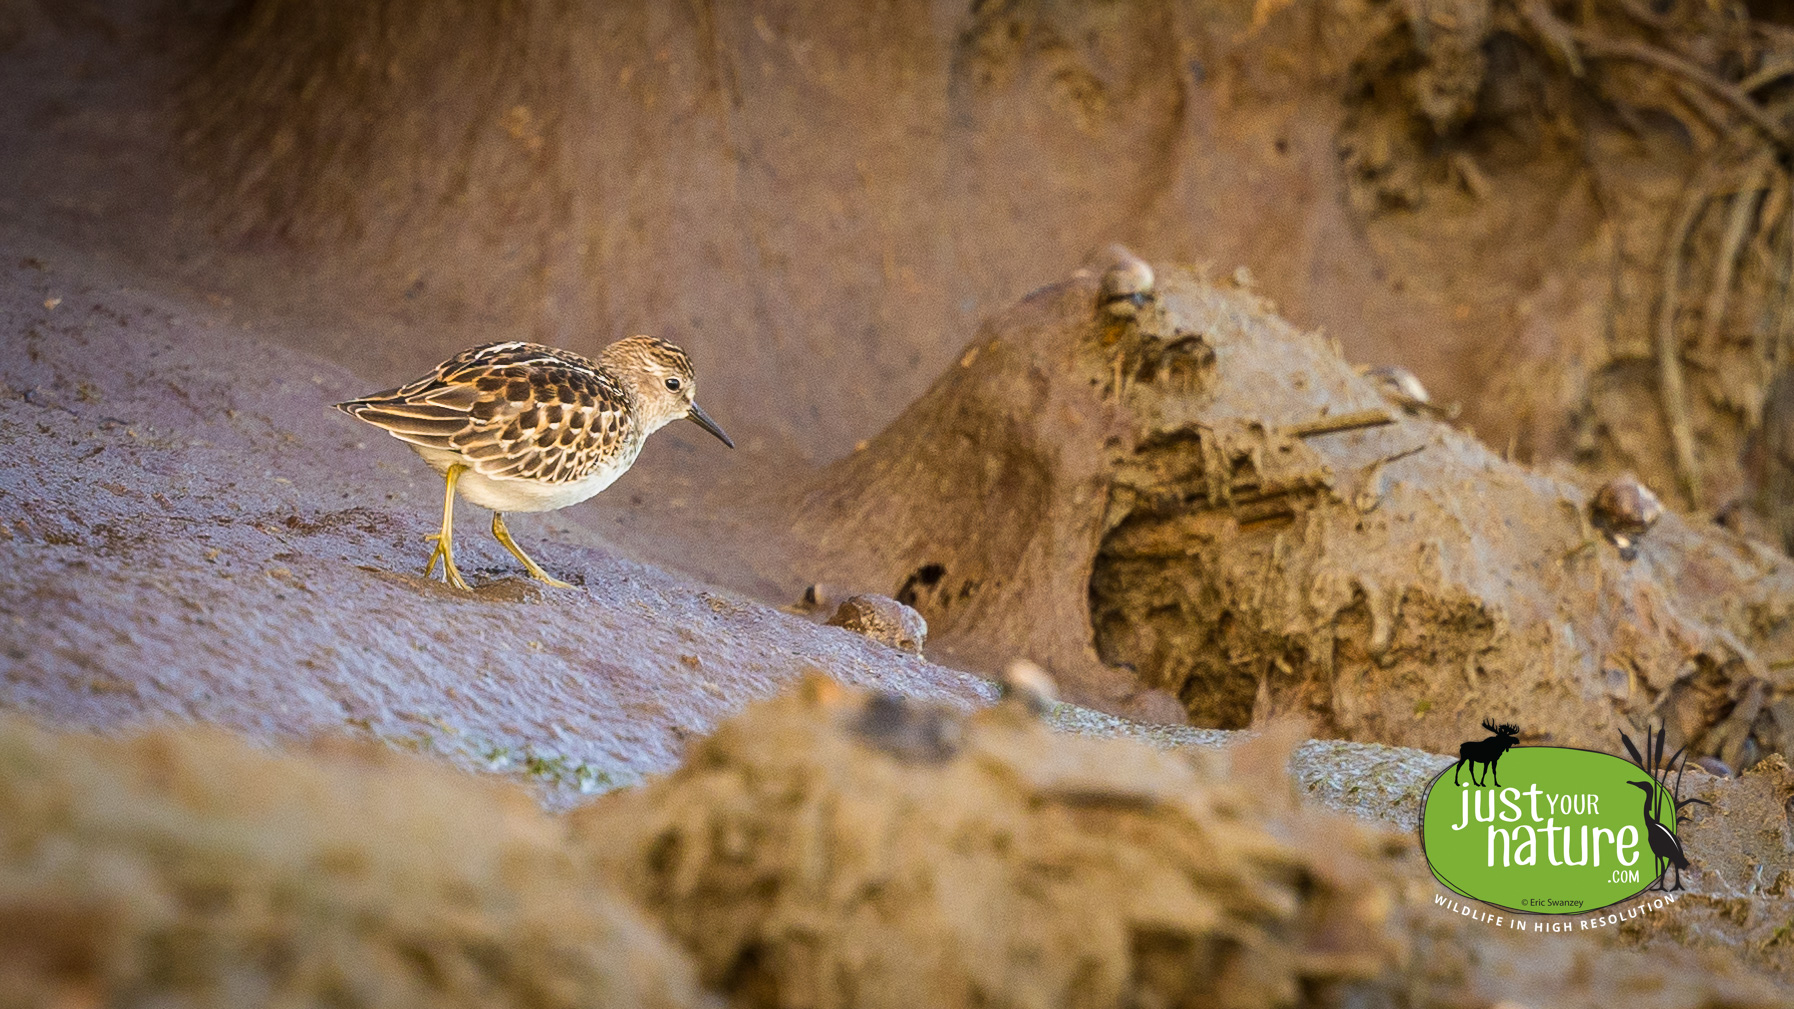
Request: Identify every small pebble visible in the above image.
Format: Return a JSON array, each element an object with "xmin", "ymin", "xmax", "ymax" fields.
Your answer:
[
  {"xmin": 1087, "ymin": 243, "xmax": 1154, "ymax": 319},
  {"xmin": 1590, "ymin": 475, "xmax": 1663, "ymax": 561},
  {"xmin": 1692, "ymin": 755, "xmax": 1733, "ymax": 778},
  {"xmin": 796, "ymin": 582, "xmax": 838, "ymax": 613},
  {"xmin": 999, "ymin": 659, "xmax": 1060, "ymax": 716}
]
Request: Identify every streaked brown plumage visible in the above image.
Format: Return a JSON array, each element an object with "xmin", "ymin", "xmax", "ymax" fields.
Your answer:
[{"xmin": 337, "ymin": 336, "xmax": 733, "ymax": 590}]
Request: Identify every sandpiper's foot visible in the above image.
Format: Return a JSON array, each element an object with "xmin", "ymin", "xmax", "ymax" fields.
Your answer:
[
  {"xmin": 418, "ymin": 463, "xmax": 472, "ymax": 592},
  {"xmin": 492, "ymin": 512, "xmax": 574, "ymax": 588},
  {"xmin": 423, "ymin": 533, "xmax": 471, "ymax": 592}
]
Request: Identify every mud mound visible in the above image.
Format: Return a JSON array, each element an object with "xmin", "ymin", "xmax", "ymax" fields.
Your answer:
[
  {"xmin": 797, "ymin": 261, "xmax": 1794, "ymax": 764},
  {"xmin": 573, "ymin": 679, "xmax": 1406, "ymax": 1008},
  {"xmin": 0, "ymin": 715, "xmax": 704, "ymax": 1009}
]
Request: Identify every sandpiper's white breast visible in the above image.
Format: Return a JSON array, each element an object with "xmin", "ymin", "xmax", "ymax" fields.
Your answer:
[{"xmin": 414, "ymin": 445, "xmax": 639, "ymax": 513}]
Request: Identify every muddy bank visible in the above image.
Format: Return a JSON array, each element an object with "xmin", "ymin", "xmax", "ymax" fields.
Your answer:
[
  {"xmin": 1620, "ymin": 754, "xmax": 1794, "ymax": 981},
  {"xmin": 796, "ymin": 259, "xmax": 1794, "ymax": 764}
]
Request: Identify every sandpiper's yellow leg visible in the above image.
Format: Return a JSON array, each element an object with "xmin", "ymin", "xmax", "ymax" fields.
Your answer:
[
  {"xmin": 423, "ymin": 464, "xmax": 471, "ymax": 591},
  {"xmin": 491, "ymin": 512, "xmax": 574, "ymax": 588}
]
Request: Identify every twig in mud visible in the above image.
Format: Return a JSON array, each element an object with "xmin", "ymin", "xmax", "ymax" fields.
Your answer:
[
  {"xmin": 1777, "ymin": 166, "xmax": 1794, "ymax": 368},
  {"xmin": 1353, "ymin": 444, "xmax": 1427, "ymax": 513},
  {"xmin": 1748, "ymin": 165, "xmax": 1787, "ymax": 286},
  {"xmin": 1523, "ymin": 3, "xmax": 1791, "ymax": 149},
  {"xmin": 1700, "ymin": 154, "xmax": 1774, "ymax": 376},
  {"xmin": 1570, "ymin": 31, "xmax": 1792, "ymax": 149},
  {"xmin": 1281, "ymin": 408, "xmax": 1395, "ymax": 439},
  {"xmin": 1608, "ymin": 0, "xmax": 1677, "ymax": 31},
  {"xmin": 1521, "ymin": 0, "xmax": 1583, "ymax": 74},
  {"xmin": 1561, "ymin": 537, "xmax": 1600, "ymax": 561},
  {"xmin": 1740, "ymin": 57, "xmax": 1794, "ymax": 94},
  {"xmin": 1657, "ymin": 177, "xmax": 1710, "ymax": 509},
  {"xmin": 1671, "ymin": 79, "xmax": 1738, "ymax": 144},
  {"xmin": 1369, "ymin": 444, "xmax": 1427, "ymax": 469}
]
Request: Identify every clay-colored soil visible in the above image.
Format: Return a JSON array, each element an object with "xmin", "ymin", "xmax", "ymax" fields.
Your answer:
[
  {"xmin": 576, "ymin": 680, "xmax": 1407, "ymax": 1007},
  {"xmin": 574, "ymin": 680, "xmax": 1788, "ymax": 1008},
  {"xmin": 11, "ymin": 686, "xmax": 1789, "ymax": 1009},
  {"xmin": 5, "ymin": 0, "xmax": 1794, "ymax": 1004}
]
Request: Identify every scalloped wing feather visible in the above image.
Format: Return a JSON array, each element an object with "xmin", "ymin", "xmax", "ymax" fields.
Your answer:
[{"xmin": 335, "ymin": 342, "xmax": 635, "ymax": 484}]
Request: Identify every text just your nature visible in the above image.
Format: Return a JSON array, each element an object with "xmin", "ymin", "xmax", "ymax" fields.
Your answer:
[{"xmin": 1451, "ymin": 783, "xmax": 1641, "ymax": 870}]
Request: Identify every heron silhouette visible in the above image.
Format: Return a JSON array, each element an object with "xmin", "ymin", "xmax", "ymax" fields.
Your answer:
[
  {"xmin": 1618, "ymin": 725, "xmax": 1708, "ymax": 892},
  {"xmin": 1628, "ymin": 780, "xmax": 1690, "ymax": 891}
]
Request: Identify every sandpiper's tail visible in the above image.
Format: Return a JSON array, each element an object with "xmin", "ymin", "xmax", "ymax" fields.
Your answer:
[{"xmin": 334, "ymin": 390, "xmax": 472, "ymax": 454}]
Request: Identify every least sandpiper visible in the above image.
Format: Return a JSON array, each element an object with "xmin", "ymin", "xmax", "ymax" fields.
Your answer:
[{"xmin": 337, "ymin": 337, "xmax": 733, "ymax": 590}]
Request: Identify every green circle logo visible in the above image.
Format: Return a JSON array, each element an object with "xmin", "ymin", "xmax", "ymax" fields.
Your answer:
[{"xmin": 1419, "ymin": 727, "xmax": 1697, "ymax": 914}]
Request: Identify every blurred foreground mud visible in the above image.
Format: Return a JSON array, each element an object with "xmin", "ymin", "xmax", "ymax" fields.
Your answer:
[
  {"xmin": 0, "ymin": 715, "xmax": 706, "ymax": 1009},
  {"xmin": 578, "ymin": 680, "xmax": 1408, "ymax": 1007},
  {"xmin": 6, "ymin": 687, "xmax": 1787, "ymax": 1008}
]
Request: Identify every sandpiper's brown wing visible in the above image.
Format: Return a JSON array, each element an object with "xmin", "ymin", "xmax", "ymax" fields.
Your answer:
[{"xmin": 335, "ymin": 342, "xmax": 635, "ymax": 483}]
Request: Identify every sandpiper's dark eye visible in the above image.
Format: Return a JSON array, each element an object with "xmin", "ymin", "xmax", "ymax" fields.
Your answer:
[{"xmin": 665, "ymin": 377, "xmax": 682, "ymax": 392}]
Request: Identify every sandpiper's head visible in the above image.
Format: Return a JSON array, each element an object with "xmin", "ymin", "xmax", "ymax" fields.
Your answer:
[
  {"xmin": 600, "ymin": 335, "xmax": 734, "ymax": 447},
  {"xmin": 1627, "ymin": 780, "xmax": 1655, "ymax": 794}
]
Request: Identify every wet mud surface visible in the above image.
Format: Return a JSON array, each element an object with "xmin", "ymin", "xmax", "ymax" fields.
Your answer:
[{"xmin": 0, "ymin": 234, "xmax": 994, "ymax": 795}]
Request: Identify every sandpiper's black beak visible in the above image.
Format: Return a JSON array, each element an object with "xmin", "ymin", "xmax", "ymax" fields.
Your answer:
[{"xmin": 686, "ymin": 402, "xmax": 734, "ymax": 448}]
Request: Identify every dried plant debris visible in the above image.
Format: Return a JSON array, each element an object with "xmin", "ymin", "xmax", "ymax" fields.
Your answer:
[
  {"xmin": 1333, "ymin": 0, "xmax": 1794, "ymax": 516},
  {"xmin": 0, "ymin": 716, "xmax": 704, "ymax": 1009}
]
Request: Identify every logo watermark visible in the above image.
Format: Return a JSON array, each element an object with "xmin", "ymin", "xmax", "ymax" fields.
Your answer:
[{"xmin": 1419, "ymin": 723, "xmax": 1703, "ymax": 915}]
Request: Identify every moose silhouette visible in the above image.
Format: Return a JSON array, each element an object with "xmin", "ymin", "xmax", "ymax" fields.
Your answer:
[{"xmin": 1452, "ymin": 718, "xmax": 1521, "ymax": 787}]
